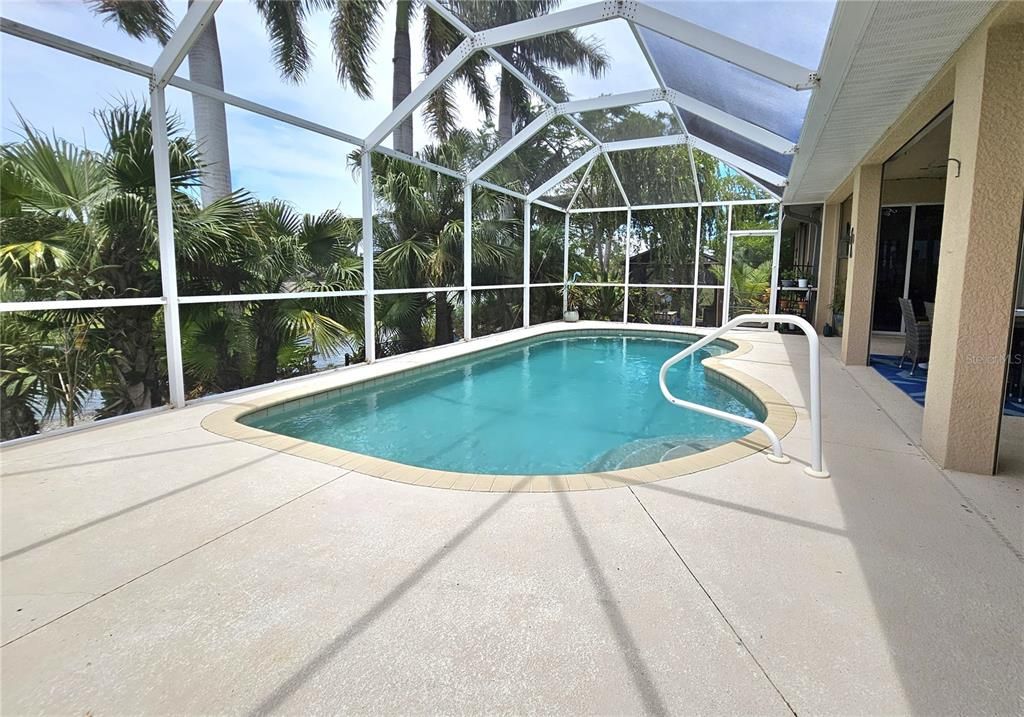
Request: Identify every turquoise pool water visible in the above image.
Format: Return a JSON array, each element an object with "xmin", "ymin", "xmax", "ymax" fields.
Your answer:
[{"xmin": 244, "ymin": 334, "xmax": 762, "ymax": 475}]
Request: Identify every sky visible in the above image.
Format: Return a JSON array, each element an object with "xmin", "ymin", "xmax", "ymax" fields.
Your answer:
[{"xmin": 1, "ymin": 0, "xmax": 833, "ymax": 216}]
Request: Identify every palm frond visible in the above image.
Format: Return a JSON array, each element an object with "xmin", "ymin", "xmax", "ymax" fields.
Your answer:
[
  {"xmin": 330, "ymin": 0, "xmax": 386, "ymax": 99},
  {"xmin": 2, "ymin": 111, "xmax": 107, "ymax": 221},
  {"xmin": 252, "ymin": 0, "xmax": 314, "ymax": 83},
  {"xmin": 86, "ymin": 0, "xmax": 174, "ymax": 44}
]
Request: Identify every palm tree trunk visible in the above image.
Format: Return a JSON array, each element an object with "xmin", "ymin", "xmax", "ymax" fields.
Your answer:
[
  {"xmin": 1, "ymin": 398, "xmax": 39, "ymax": 440},
  {"xmin": 254, "ymin": 340, "xmax": 279, "ymax": 385},
  {"xmin": 100, "ymin": 307, "xmax": 156, "ymax": 416},
  {"xmin": 392, "ymin": 0, "xmax": 414, "ymax": 155},
  {"xmin": 435, "ymin": 294, "xmax": 454, "ymax": 345},
  {"xmin": 214, "ymin": 333, "xmax": 244, "ymax": 392},
  {"xmin": 498, "ymin": 69, "xmax": 515, "ymax": 145},
  {"xmin": 187, "ymin": 1, "xmax": 232, "ymax": 205}
]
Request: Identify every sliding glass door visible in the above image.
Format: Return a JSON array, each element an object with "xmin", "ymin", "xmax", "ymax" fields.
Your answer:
[{"xmin": 872, "ymin": 204, "xmax": 944, "ymax": 332}]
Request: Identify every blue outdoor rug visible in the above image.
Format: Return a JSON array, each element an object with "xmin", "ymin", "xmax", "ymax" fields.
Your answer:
[{"xmin": 869, "ymin": 354, "xmax": 1024, "ymax": 418}]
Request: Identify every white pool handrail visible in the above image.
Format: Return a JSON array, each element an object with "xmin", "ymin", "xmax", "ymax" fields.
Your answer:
[{"xmin": 658, "ymin": 313, "xmax": 828, "ymax": 478}]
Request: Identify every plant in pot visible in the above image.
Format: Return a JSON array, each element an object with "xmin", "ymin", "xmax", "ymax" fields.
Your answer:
[
  {"xmin": 830, "ymin": 293, "xmax": 845, "ymax": 334},
  {"xmin": 797, "ymin": 269, "xmax": 812, "ymax": 289},
  {"xmin": 563, "ymin": 271, "xmax": 582, "ymax": 322},
  {"xmin": 780, "ymin": 269, "xmax": 797, "ymax": 288}
]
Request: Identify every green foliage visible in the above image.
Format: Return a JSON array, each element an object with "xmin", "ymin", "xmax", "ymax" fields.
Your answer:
[
  {"xmin": 179, "ymin": 199, "xmax": 364, "ymax": 395},
  {"xmin": 0, "ymin": 100, "xmax": 365, "ymax": 435},
  {"xmin": 353, "ymin": 130, "xmax": 519, "ymax": 354}
]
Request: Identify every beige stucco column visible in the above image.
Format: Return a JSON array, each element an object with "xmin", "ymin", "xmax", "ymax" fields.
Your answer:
[
  {"xmin": 922, "ymin": 23, "xmax": 1024, "ymax": 474},
  {"xmin": 814, "ymin": 202, "xmax": 841, "ymax": 332},
  {"xmin": 839, "ymin": 164, "xmax": 883, "ymax": 365}
]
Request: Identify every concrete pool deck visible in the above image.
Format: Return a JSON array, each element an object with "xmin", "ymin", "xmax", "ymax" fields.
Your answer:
[{"xmin": 2, "ymin": 323, "xmax": 1022, "ymax": 714}]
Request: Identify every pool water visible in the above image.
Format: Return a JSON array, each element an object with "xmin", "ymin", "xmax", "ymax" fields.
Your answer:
[{"xmin": 244, "ymin": 334, "xmax": 762, "ymax": 475}]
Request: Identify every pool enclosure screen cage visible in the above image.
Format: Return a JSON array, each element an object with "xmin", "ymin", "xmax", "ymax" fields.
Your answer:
[{"xmin": 0, "ymin": 0, "xmax": 832, "ymax": 428}]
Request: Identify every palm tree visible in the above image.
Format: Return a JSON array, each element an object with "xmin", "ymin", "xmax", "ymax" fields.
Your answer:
[
  {"xmin": 445, "ymin": 0, "xmax": 608, "ymax": 143},
  {"xmin": 330, "ymin": 0, "xmax": 492, "ymax": 154},
  {"xmin": 1, "ymin": 100, "xmax": 247, "ymax": 421},
  {"xmin": 178, "ymin": 199, "xmax": 364, "ymax": 392},
  {"xmin": 88, "ymin": 0, "xmax": 323, "ymax": 206},
  {"xmin": 358, "ymin": 129, "xmax": 517, "ymax": 352}
]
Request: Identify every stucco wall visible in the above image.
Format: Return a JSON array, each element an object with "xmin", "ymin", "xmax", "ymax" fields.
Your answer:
[{"xmin": 921, "ymin": 22, "xmax": 1024, "ymax": 474}]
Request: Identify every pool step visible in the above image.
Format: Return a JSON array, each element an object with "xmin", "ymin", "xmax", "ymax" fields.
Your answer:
[{"xmin": 585, "ymin": 435, "xmax": 723, "ymax": 472}]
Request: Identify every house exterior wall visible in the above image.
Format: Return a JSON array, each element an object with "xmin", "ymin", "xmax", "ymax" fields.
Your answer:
[
  {"xmin": 814, "ymin": 1, "xmax": 1023, "ymax": 474},
  {"xmin": 839, "ymin": 164, "xmax": 883, "ymax": 366},
  {"xmin": 921, "ymin": 21, "xmax": 1024, "ymax": 474},
  {"xmin": 814, "ymin": 202, "xmax": 841, "ymax": 332}
]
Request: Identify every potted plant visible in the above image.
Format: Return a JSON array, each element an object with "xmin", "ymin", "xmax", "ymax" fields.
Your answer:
[
  {"xmin": 563, "ymin": 272, "xmax": 582, "ymax": 322},
  {"xmin": 780, "ymin": 269, "xmax": 797, "ymax": 288},
  {"xmin": 797, "ymin": 269, "xmax": 811, "ymax": 289},
  {"xmin": 830, "ymin": 294, "xmax": 845, "ymax": 334}
]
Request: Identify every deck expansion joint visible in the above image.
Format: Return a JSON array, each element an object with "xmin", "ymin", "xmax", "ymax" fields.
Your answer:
[{"xmin": 626, "ymin": 485, "xmax": 799, "ymax": 716}]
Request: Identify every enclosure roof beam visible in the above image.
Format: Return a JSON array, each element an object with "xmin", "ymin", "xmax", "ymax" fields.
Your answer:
[
  {"xmin": 557, "ymin": 89, "xmax": 662, "ymax": 115},
  {"xmin": 372, "ymin": 145, "xmax": 466, "ymax": 180},
  {"xmin": 475, "ymin": 178, "xmax": 527, "ymax": 201},
  {"xmin": 475, "ymin": 1, "xmax": 818, "ymax": 90},
  {"xmin": 598, "ymin": 133, "xmax": 788, "ymax": 187},
  {"xmin": 470, "ymin": 86, "xmax": 795, "ymax": 183},
  {"xmin": 527, "ymin": 146, "xmax": 602, "ymax": 202},
  {"xmin": 602, "ymin": 151, "xmax": 631, "ymax": 208},
  {"xmin": 664, "ymin": 89, "xmax": 797, "ymax": 155},
  {"xmin": 467, "ymin": 108, "xmax": 557, "ymax": 182},
  {"xmin": 364, "ymin": 36, "xmax": 475, "ymax": 149},
  {"xmin": 602, "ymin": 135, "xmax": 689, "ymax": 153},
  {"xmin": 1, "ymin": 18, "xmax": 152, "ymax": 78},
  {"xmin": 566, "ymin": 156, "xmax": 598, "ymax": 211},
  {"xmin": 152, "ymin": 0, "xmax": 221, "ymax": 88},
  {"xmin": 533, "ymin": 199, "xmax": 568, "ymax": 214},
  {"xmin": 170, "ymin": 76, "xmax": 364, "ymax": 145},
  {"xmin": 735, "ymin": 168, "xmax": 782, "ymax": 200},
  {"xmin": 688, "ymin": 137, "xmax": 788, "ymax": 187}
]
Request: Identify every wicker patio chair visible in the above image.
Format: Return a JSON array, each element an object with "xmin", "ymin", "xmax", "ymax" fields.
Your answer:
[{"xmin": 898, "ymin": 297, "xmax": 931, "ymax": 375}]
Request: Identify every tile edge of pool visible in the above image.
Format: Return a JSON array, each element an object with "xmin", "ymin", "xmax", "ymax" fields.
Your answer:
[{"xmin": 199, "ymin": 323, "xmax": 798, "ymax": 492}]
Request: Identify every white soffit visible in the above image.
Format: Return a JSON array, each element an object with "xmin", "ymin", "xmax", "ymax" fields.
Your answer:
[{"xmin": 784, "ymin": 0, "xmax": 997, "ymax": 204}]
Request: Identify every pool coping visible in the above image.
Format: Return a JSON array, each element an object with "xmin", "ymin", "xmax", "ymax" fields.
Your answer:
[{"xmin": 201, "ymin": 322, "xmax": 798, "ymax": 492}]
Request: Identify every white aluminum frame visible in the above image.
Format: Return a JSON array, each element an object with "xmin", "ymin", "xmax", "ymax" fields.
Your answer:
[
  {"xmin": 151, "ymin": 86, "xmax": 186, "ymax": 408},
  {"xmin": 523, "ymin": 134, "xmax": 788, "ymax": 207},
  {"xmin": 152, "ymin": 0, "xmax": 221, "ymax": 88},
  {"xmin": 474, "ymin": 2, "xmax": 817, "ymax": 89},
  {"xmin": 469, "ymin": 88, "xmax": 795, "ymax": 185},
  {"xmin": 0, "ymin": 0, "xmax": 824, "ymax": 434},
  {"xmin": 540, "ymin": 200, "xmax": 774, "ymax": 328}
]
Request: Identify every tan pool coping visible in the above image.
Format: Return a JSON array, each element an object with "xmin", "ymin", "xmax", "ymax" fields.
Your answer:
[{"xmin": 201, "ymin": 323, "xmax": 798, "ymax": 492}]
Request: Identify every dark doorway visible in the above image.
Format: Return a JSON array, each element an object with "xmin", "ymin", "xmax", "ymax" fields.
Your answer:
[{"xmin": 872, "ymin": 204, "xmax": 944, "ymax": 332}]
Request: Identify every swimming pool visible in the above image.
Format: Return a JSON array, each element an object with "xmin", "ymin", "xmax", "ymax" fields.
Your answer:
[{"xmin": 242, "ymin": 333, "xmax": 763, "ymax": 475}]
